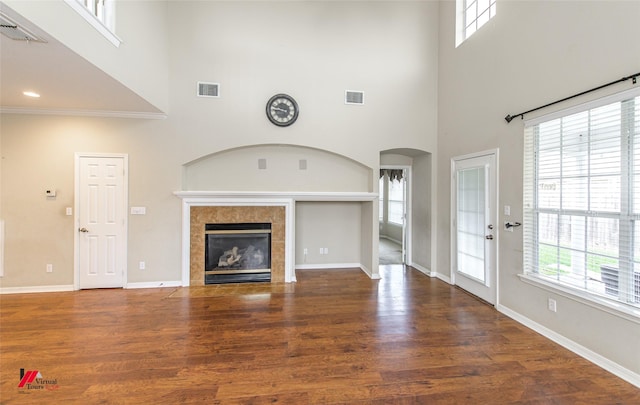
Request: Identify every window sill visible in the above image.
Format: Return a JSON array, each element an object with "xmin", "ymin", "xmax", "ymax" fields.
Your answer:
[
  {"xmin": 518, "ymin": 273, "xmax": 640, "ymax": 325},
  {"xmin": 64, "ymin": 0, "xmax": 121, "ymax": 47}
]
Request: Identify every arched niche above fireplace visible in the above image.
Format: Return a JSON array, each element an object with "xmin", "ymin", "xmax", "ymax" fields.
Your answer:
[{"xmin": 182, "ymin": 144, "xmax": 372, "ymax": 193}]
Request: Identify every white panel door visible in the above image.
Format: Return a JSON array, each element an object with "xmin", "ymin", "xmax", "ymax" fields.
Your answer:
[
  {"xmin": 78, "ymin": 156, "xmax": 126, "ymax": 289},
  {"xmin": 452, "ymin": 152, "xmax": 497, "ymax": 304}
]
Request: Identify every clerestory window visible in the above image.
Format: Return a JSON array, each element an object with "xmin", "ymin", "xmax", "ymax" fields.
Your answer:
[
  {"xmin": 65, "ymin": 0, "xmax": 120, "ymax": 47},
  {"xmin": 456, "ymin": 0, "xmax": 497, "ymax": 47}
]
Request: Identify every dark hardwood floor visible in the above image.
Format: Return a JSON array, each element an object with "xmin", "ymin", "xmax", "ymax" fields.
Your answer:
[{"xmin": 1, "ymin": 266, "xmax": 638, "ymax": 404}]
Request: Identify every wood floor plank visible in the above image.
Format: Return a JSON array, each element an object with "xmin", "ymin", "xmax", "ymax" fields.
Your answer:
[{"xmin": 1, "ymin": 266, "xmax": 638, "ymax": 404}]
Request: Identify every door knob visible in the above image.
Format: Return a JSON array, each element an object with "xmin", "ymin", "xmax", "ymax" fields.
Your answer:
[
  {"xmin": 485, "ymin": 235, "xmax": 494, "ymax": 240},
  {"xmin": 79, "ymin": 227, "xmax": 89, "ymax": 233}
]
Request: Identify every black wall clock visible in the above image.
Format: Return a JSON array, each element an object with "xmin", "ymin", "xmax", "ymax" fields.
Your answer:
[{"xmin": 266, "ymin": 94, "xmax": 299, "ymax": 127}]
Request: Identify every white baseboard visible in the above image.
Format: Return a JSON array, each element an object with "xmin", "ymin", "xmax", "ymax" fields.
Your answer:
[
  {"xmin": 497, "ymin": 304, "xmax": 640, "ymax": 389},
  {"xmin": 360, "ymin": 264, "xmax": 381, "ymax": 280},
  {"xmin": 125, "ymin": 281, "xmax": 182, "ymax": 289},
  {"xmin": 295, "ymin": 263, "xmax": 381, "ymax": 280},
  {"xmin": 409, "ymin": 263, "xmax": 452, "ymax": 284},
  {"xmin": 410, "ymin": 263, "xmax": 431, "ymax": 276},
  {"xmin": 295, "ymin": 263, "xmax": 361, "ymax": 270},
  {"xmin": 434, "ymin": 272, "xmax": 452, "ymax": 284},
  {"xmin": 380, "ymin": 235, "xmax": 402, "ymax": 245},
  {"xmin": 0, "ymin": 285, "xmax": 75, "ymax": 294}
]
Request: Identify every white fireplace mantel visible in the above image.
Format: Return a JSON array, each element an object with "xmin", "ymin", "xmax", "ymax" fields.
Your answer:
[
  {"xmin": 174, "ymin": 191, "xmax": 377, "ymax": 286},
  {"xmin": 174, "ymin": 191, "xmax": 377, "ymax": 202}
]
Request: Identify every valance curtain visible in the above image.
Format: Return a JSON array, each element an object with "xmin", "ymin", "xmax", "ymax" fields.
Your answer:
[{"xmin": 380, "ymin": 169, "xmax": 404, "ymax": 181}]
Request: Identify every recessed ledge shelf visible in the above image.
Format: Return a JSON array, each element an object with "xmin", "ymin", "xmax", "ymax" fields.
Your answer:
[{"xmin": 173, "ymin": 191, "xmax": 378, "ymax": 202}]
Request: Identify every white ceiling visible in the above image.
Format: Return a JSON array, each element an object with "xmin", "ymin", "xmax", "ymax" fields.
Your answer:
[{"xmin": 0, "ymin": 5, "xmax": 162, "ymax": 116}]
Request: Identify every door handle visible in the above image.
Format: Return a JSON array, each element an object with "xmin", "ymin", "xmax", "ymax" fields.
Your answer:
[
  {"xmin": 79, "ymin": 227, "xmax": 89, "ymax": 233},
  {"xmin": 485, "ymin": 235, "xmax": 494, "ymax": 240}
]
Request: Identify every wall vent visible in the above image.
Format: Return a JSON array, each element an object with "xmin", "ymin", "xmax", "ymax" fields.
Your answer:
[
  {"xmin": 197, "ymin": 82, "xmax": 220, "ymax": 98},
  {"xmin": 0, "ymin": 12, "xmax": 44, "ymax": 42},
  {"xmin": 345, "ymin": 90, "xmax": 364, "ymax": 105}
]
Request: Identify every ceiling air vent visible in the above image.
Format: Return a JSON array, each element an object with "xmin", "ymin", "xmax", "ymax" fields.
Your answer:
[
  {"xmin": 345, "ymin": 90, "xmax": 364, "ymax": 105},
  {"xmin": 0, "ymin": 12, "xmax": 44, "ymax": 42},
  {"xmin": 197, "ymin": 82, "xmax": 220, "ymax": 98}
]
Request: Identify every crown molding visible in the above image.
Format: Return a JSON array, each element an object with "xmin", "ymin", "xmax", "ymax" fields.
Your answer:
[{"xmin": 0, "ymin": 107, "xmax": 167, "ymax": 120}]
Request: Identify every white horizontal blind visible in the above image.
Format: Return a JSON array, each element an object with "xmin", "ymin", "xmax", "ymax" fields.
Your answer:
[
  {"xmin": 524, "ymin": 92, "xmax": 640, "ymax": 308},
  {"xmin": 388, "ymin": 177, "xmax": 404, "ymax": 225}
]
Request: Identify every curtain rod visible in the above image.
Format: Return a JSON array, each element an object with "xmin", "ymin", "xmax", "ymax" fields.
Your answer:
[{"xmin": 504, "ymin": 72, "xmax": 640, "ymax": 123}]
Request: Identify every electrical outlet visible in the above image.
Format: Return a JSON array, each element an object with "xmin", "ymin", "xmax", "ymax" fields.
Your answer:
[
  {"xmin": 548, "ymin": 298, "xmax": 557, "ymax": 312},
  {"xmin": 324, "ymin": 247, "xmax": 329, "ymax": 255},
  {"xmin": 139, "ymin": 261, "xmax": 146, "ymax": 270},
  {"xmin": 46, "ymin": 264, "xmax": 53, "ymax": 273},
  {"xmin": 303, "ymin": 248, "xmax": 308, "ymax": 255},
  {"xmin": 319, "ymin": 248, "xmax": 324, "ymax": 255}
]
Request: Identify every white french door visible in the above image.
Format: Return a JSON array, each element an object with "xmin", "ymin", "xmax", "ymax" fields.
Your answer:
[
  {"xmin": 452, "ymin": 151, "xmax": 498, "ymax": 304},
  {"xmin": 76, "ymin": 154, "xmax": 127, "ymax": 289}
]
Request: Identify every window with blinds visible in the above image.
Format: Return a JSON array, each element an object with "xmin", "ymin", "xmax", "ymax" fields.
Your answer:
[
  {"xmin": 523, "ymin": 89, "xmax": 640, "ymax": 310},
  {"xmin": 379, "ymin": 171, "xmax": 405, "ymax": 226}
]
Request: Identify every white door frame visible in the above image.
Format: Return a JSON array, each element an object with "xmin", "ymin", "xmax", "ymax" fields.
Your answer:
[
  {"xmin": 450, "ymin": 149, "xmax": 499, "ymax": 305},
  {"xmin": 74, "ymin": 153, "xmax": 129, "ymax": 290},
  {"xmin": 380, "ymin": 165, "xmax": 412, "ymax": 265}
]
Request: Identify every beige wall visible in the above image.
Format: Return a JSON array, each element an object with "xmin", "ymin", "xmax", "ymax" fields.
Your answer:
[
  {"xmin": 165, "ymin": 1, "xmax": 438, "ymax": 168},
  {"xmin": 0, "ymin": 114, "xmax": 182, "ymax": 286},
  {"xmin": 0, "ymin": 1, "xmax": 438, "ymax": 288},
  {"xmin": 411, "ymin": 153, "xmax": 433, "ymax": 271},
  {"xmin": 295, "ymin": 202, "xmax": 362, "ymax": 266},
  {"xmin": 438, "ymin": 0, "xmax": 640, "ymax": 376}
]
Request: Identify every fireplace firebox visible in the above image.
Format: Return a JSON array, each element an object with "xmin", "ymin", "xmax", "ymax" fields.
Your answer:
[{"xmin": 204, "ymin": 223, "xmax": 271, "ymax": 284}]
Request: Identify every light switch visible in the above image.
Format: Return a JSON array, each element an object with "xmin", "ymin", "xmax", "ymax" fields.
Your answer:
[
  {"xmin": 130, "ymin": 207, "xmax": 146, "ymax": 215},
  {"xmin": 66, "ymin": 207, "xmax": 73, "ymax": 216},
  {"xmin": 504, "ymin": 205, "xmax": 511, "ymax": 216}
]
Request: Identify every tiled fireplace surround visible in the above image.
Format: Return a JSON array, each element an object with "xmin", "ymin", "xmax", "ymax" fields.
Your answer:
[{"xmin": 190, "ymin": 205, "xmax": 286, "ymax": 285}]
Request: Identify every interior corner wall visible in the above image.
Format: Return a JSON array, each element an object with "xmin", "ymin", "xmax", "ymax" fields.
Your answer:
[
  {"xmin": 437, "ymin": 1, "xmax": 640, "ymax": 376},
  {"xmin": 360, "ymin": 200, "xmax": 375, "ymax": 277},
  {"xmin": 411, "ymin": 153, "xmax": 432, "ymax": 271}
]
